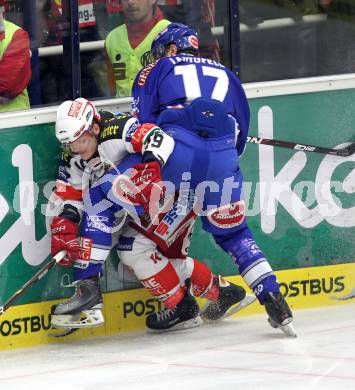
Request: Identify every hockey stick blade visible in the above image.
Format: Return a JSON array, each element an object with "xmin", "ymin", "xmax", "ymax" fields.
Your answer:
[
  {"xmin": 0, "ymin": 250, "xmax": 66, "ymax": 315},
  {"xmin": 341, "ymin": 142, "xmax": 355, "ymax": 157},
  {"xmin": 247, "ymin": 136, "xmax": 355, "ymax": 157}
]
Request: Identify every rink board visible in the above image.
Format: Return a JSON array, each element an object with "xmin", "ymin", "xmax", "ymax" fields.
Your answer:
[
  {"xmin": 1, "ymin": 86, "xmax": 355, "ymax": 306},
  {"xmin": 0, "ymin": 262, "xmax": 354, "ymax": 351}
]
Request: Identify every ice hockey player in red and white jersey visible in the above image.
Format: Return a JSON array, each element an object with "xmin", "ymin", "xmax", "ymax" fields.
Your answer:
[{"xmin": 50, "ymin": 97, "xmax": 255, "ymax": 334}]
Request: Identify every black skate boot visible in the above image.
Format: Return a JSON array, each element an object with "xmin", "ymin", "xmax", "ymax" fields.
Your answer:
[
  {"xmin": 50, "ymin": 275, "xmax": 104, "ymax": 334},
  {"xmin": 264, "ymin": 292, "xmax": 296, "ymax": 337},
  {"xmin": 201, "ymin": 275, "xmax": 256, "ymax": 321},
  {"xmin": 146, "ymin": 289, "xmax": 202, "ymax": 332}
]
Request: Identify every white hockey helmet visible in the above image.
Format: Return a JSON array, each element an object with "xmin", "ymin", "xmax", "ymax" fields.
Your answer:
[{"xmin": 55, "ymin": 98, "xmax": 101, "ymax": 144}]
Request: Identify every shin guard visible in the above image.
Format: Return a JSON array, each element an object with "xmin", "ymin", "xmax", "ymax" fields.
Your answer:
[{"xmin": 214, "ymin": 227, "xmax": 280, "ymax": 303}]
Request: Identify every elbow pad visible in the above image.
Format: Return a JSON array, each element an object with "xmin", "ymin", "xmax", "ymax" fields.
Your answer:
[{"xmin": 131, "ymin": 123, "xmax": 175, "ymax": 166}]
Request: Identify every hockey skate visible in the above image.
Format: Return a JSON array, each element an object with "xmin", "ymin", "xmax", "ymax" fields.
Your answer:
[
  {"xmin": 201, "ymin": 276, "xmax": 256, "ymax": 321},
  {"xmin": 146, "ymin": 289, "xmax": 203, "ymax": 332},
  {"xmin": 264, "ymin": 292, "xmax": 296, "ymax": 337},
  {"xmin": 50, "ymin": 275, "xmax": 104, "ymax": 337}
]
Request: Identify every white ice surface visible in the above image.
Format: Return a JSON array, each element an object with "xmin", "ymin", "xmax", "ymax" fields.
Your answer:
[{"xmin": 1, "ymin": 304, "xmax": 355, "ymax": 390}]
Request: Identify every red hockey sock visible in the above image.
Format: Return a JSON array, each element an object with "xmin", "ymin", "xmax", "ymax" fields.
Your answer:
[
  {"xmin": 190, "ymin": 259, "xmax": 219, "ymax": 301},
  {"xmin": 140, "ymin": 261, "xmax": 185, "ymax": 308}
]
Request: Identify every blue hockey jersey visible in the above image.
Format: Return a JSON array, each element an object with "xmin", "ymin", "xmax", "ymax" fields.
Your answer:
[{"xmin": 131, "ymin": 53, "xmax": 250, "ymax": 156}]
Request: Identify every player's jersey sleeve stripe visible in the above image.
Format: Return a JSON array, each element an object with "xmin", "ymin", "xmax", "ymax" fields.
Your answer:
[{"xmin": 55, "ymin": 181, "xmax": 83, "ymax": 201}]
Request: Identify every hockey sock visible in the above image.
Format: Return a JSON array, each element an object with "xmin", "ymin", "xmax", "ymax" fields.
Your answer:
[{"xmin": 190, "ymin": 259, "xmax": 217, "ymax": 300}]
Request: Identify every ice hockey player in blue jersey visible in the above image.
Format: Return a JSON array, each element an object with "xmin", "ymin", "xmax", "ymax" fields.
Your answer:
[
  {"xmin": 130, "ymin": 22, "xmax": 296, "ymax": 337},
  {"xmin": 49, "ymin": 98, "xmax": 254, "ymax": 334}
]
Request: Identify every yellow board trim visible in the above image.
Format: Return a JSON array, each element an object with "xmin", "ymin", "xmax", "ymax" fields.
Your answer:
[{"xmin": 1, "ymin": 262, "xmax": 354, "ymax": 351}]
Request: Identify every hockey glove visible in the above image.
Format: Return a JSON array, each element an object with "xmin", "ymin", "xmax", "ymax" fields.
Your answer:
[
  {"xmin": 130, "ymin": 161, "xmax": 164, "ymax": 213},
  {"xmin": 50, "ymin": 216, "xmax": 80, "ymax": 266}
]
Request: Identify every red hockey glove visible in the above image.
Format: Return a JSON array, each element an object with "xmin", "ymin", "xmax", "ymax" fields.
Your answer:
[
  {"xmin": 130, "ymin": 161, "xmax": 164, "ymax": 212},
  {"xmin": 50, "ymin": 216, "xmax": 80, "ymax": 266}
]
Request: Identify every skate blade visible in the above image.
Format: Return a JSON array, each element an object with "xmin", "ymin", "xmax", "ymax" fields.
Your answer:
[
  {"xmin": 279, "ymin": 322, "xmax": 297, "ymax": 338},
  {"xmin": 201, "ymin": 293, "xmax": 256, "ymax": 321},
  {"xmin": 331, "ymin": 288, "xmax": 355, "ymax": 301},
  {"xmin": 147, "ymin": 315, "xmax": 203, "ymax": 333},
  {"xmin": 220, "ymin": 293, "xmax": 257, "ymax": 320},
  {"xmin": 268, "ymin": 318, "xmax": 297, "ymax": 338},
  {"xmin": 51, "ymin": 309, "xmax": 105, "ymax": 329},
  {"xmin": 48, "ymin": 328, "xmax": 79, "ymax": 338}
]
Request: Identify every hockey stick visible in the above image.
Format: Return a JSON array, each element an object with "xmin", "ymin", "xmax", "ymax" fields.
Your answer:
[
  {"xmin": 247, "ymin": 136, "xmax": 355, "ymax": 157},
  {"xmin": 0, "ymin": 250, "xmax": 66, "ymax": 315}
]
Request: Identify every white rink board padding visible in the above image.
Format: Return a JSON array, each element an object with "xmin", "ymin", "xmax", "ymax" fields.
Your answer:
[
  {"xmin": 1, "ymin": 303, "xmax": 355, "ymax": 390},
  {"xmin": 2, "ymin": 73, "xmax": 355, "ymax": 129},
  {"xmin": 0, "ymin": 262, "xmax": 354, "ymax": 351}
]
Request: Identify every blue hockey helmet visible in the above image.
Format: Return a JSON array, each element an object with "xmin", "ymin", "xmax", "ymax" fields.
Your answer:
[{"xmin": 151, "ymin": 22, "xmax": 199, "ymax": 59}]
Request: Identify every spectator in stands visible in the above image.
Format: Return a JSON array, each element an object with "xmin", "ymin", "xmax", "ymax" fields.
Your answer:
[
  {"xmin": 38, "ymin": 0, "xmax": 101, "ymax": 104},
  {"xmin": 0, "ymin": 0, "xmax": 31, "ymax": 112},
  {"xmin": 89, "ymin": 1, "xmax": 124, "ymax": 40},
  {"xmin": 158, "ymin": 0, "xmax": 220, "ymax": 61},
  {"xmin": 157, "ymin": 0, "xmax": 200, "ymax": 30},
  {"xmin": 105, "ymin": 0, "xmax": 170, "ymax": 97}
]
